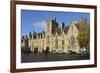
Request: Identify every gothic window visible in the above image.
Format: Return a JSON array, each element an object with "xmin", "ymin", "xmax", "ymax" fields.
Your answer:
[
  {"xmin": 42, "ymin": 40, "xmax": 44, "ymax": 47},
  {"xmin": 47, "ymin": 35, "xmax": 50, "ymax": 45},
  {"xmin": 71, "ymin": 36, "xmax": 74, "ymax": 45},
  {"xmin": 62, "ymin": 40, "xmax": 64, "ymax": 50},
  {"xmin": 69, "ymin": 39, "xmax": 71, "ymax": 45},
  {"xmin": 62, "ymin": 40, "xmax": 64, "ymax": 45},
  {"xmin": 55, "ymin": 38, "xmax": 58, "ymax": 49},
  {"xmin": 47, "ymin": 23, "xmax": 50, "ymax": 32},
  {"xmin": 62, "ymin": 46, "xmax": 64, "ymax": 50}
]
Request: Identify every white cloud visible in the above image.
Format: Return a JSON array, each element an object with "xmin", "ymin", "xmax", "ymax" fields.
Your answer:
[{"xmin": 33, "ymin": 20, "xmax": 46, "ymax": 32}]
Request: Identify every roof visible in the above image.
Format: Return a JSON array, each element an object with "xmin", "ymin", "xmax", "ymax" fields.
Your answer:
[
  {"xmin": 52, "ymin": 26, "xmax": 69, "ymax": 36},
  {"xmin": 75, "ymin": 23, "xmax": 81, "ymax": 31},
  {"xmin": 63, "ymin": 26, "xmax": 69, "ymax": 34}
]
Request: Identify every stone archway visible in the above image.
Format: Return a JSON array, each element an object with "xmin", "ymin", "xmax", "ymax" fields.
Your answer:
[
  {"xmin": 45, "ymin": 47, "xmax": 50, "ymax": 53},
  {"xmin": 34, "ymin": 47, "xmax": 38, "ymax": 53}
]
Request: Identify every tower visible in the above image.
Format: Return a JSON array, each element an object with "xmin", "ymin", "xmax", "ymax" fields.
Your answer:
[
  {"xmin": 61, "ymin": 22, "xmax": 65, "ymax": 31},
  {"xmin": 45, "ymin": 18, "xmax": 58, "ymax": 51},
  {"xmin": 45, "ymin": 18, "xmax": 58, "ymax": 36}
]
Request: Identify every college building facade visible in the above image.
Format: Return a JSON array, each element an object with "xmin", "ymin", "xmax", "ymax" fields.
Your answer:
[{"xmin": 21, "ymin": 18, "xmax": 89, "ymax": 53}]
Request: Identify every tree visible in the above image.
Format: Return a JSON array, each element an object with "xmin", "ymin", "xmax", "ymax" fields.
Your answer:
[{"xmin": 77, "ymin": 19, "xmax": 90, "ymax": 50}]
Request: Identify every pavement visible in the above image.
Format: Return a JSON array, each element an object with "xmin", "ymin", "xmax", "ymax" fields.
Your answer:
[{"xmin": 21, "ymin": 52, "xmax": 90, "ymax": 63}]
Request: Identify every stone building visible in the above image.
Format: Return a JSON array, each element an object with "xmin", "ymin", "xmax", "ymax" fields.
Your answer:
[{"xmin": 21, "ymin": 18, "xmax": 89, "ymax": 53}]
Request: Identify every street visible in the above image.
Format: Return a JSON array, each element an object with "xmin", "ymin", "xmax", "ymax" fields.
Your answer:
[{"xmin": 21, "ymin": 52, "xmax": 90, "ymax": 63}]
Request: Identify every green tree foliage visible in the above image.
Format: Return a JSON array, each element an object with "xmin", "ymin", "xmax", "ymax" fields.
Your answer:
[{"xmin": 77, "ymin": 18, "xmax": 90, "ymax": 50}]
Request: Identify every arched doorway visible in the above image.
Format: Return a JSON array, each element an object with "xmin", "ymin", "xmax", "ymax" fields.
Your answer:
[
  {"xmin": 34, "ymin": 47, "xmax": 38, "ymax": 53},
  {"xmin": 45, "ymin": 47, "xmax": 50, "ymax": 54}
]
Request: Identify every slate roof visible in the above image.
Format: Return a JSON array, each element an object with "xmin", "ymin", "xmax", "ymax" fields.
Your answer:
[
  {"xmin": 63, "ymin": 26, "xmax": 69, "ymax": 34},
  {"xmin": 52, "ymin": 25, "xmax": 69, "ymax": 36}
]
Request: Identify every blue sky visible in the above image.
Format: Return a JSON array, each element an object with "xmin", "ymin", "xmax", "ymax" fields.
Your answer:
[{"xmin": 21, "ymin": 9, "xmax": 90, "ymax": 36}]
